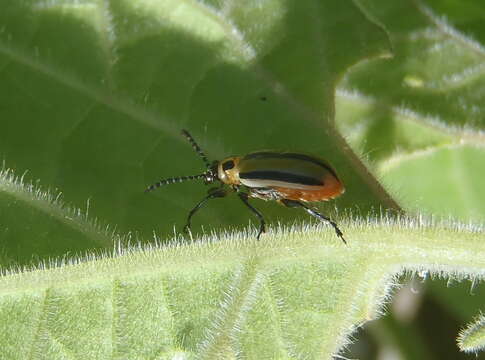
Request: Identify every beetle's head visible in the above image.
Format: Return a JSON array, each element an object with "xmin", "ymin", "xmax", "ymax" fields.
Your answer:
[
  {"xmin": 203, "ymin": 161, "xmax": 219, "ymax": 185},
  {"xmin": 217, "ymin": 157, "xmax": 241, "ymax": 185}
]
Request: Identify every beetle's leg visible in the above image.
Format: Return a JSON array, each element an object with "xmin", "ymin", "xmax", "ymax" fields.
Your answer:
[
  {"xmin": 238, "ymin": 192, "xmax": 266, "ymax": 240},
  {"xmin": 280, "ymin": 199, "xmax": 346, "ymax": 245},
  {"xmin": 184, "ymin": 187, "xmax": 227, "ymax": 233}
]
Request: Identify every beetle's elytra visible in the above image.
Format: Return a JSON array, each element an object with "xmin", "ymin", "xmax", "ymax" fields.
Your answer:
[{"xmin": 145, "ymin": 130, "xmax": 346, "ymax": 243}]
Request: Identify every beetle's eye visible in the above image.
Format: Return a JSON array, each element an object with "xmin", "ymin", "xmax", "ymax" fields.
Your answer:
[{"xmin": 222, "ymin": 160, "xmax": 235, "ymax": 171}]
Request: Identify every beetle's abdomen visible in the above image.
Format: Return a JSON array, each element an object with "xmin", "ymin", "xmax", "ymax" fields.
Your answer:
[
  {"xmin": 272, "ymin": 177, "xmax": 344, "ymax": 201},
  {"xmin": 238, "ymin": 152, "xmax": 344, "ymax": 202}
]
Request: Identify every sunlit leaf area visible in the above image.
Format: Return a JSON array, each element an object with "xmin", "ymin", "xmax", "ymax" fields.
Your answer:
[{"xmin": 0, "ymin": 0, "xmax": 484, "ymax": 359}]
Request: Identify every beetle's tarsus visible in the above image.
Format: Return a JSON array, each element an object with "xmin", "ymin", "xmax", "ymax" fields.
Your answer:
[
  {"xmin": 183, "ymin": 223, "xmax": 194, "ymax": 241},
  {"xmin": 281, "ymin": 199, "xmax": 346, "ymax": 245},
  {"xmin": 238, "ymin": 192, "xmax": 266, "ymax": 241},
  {"xmin": 332, "ymin": 224, "xmax": 347, "ymax": 245},
  {"xmin": 183, "ymin": 223, "xmax": 191, "ymax": 234},
  {"xmin": 256, "ymin": 221, "xmax": 266, "ymax": 240}
]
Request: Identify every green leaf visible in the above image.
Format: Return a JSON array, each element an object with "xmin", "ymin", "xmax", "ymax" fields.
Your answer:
[
  {"xmin": 0, "ymin": 219, "xmax": 483, "ymax": 359},
  {"xmin": 340, "ymin": 0, "xmax": 485, "ymax": 131},
  {"xmin": 379, "ymin": 144, "xmax": 485, "ymax": 223},
  {"xmin": 0, "ymin": 0, "xmax": 395, "ymax": 254},
  {"xmin": 336, "ymin": 0, "xmax": 485, "ymax": 222},
  {"xmin": 458, "ymin": 313, "xmax": 485, "ymax": 353},
  {"xmin": 0, "ymin": 167, "xmax": 115, "ymax": 266},
  {"xmin": 334, "ymin": 1, "xmax": 485, "ymax": 356},
  {"xmin": 2, "ymin": 0, "xmax": 485, "ymax": 358}
]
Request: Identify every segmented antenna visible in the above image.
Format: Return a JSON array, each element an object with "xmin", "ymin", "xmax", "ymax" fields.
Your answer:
[
  {"xmin": 181, "ymin": 129, "xmax": 211, "ymax": 168},
  {"xmin": 144, "ymin": 174, "xmax": 206, "ymax": 193}
]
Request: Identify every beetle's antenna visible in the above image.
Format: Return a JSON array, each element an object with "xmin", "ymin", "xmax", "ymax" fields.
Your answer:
[
  {"xmin": 145, "ymin": 174, "xmax": 207, "ymax": 193},
  {"xmin": 181, "ymin": 129, "xmax": 211, "ymax": 169}
]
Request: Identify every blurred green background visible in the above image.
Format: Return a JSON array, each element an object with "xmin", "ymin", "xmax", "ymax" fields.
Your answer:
[{"xmin": 0, "ymin": 0, "xmax": 484, "ymax": 358}]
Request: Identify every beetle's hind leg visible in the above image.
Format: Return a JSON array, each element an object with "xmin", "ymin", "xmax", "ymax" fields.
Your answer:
[
  {"xmin": 280, "ymin": 199, "xmax": 346, "ymax": 244},
  {"xmin": 184, "ymin": 187, "xmax": 227, "ymax": 234},
  {"xmin": 238, "ymin": 192, "xmax": 266, "ymax": 240}
]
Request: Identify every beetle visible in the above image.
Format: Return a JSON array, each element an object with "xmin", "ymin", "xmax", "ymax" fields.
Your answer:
[{"xmin": 145, "ymin": 130, "xmax": 346, "ymax": 244}]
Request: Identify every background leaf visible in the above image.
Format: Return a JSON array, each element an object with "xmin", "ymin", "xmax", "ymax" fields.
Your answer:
[
  {"xmin": 337, "ymin": 0, "xmax": 485, "ymax": 222},
  {"xmin": 335, "ymin": 0, "xmax": 485, "ymax": 358}
]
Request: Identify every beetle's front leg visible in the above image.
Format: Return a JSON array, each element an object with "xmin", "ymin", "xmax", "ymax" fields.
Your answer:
[
  {"xmin": 280, "ymin": 199, "xmax": 346, "ymax": 244},
  {"xmin": 184, "ymin": 187, "xmax": 228, "ymax": 234}
]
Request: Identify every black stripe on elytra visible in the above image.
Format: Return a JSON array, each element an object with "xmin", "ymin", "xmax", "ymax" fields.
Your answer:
[
  {"xmin": 240, "ymin": 170, "xmax": 323, "ymax": 186},
  {"xmin": 243, "ymin": 152, "xmax": 337, "ymax": 177}
]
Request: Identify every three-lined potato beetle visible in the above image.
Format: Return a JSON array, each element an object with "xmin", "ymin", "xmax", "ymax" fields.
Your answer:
[{"xmin": 145, "ymin": 130, "xmax": 346, "ymax": 243}]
